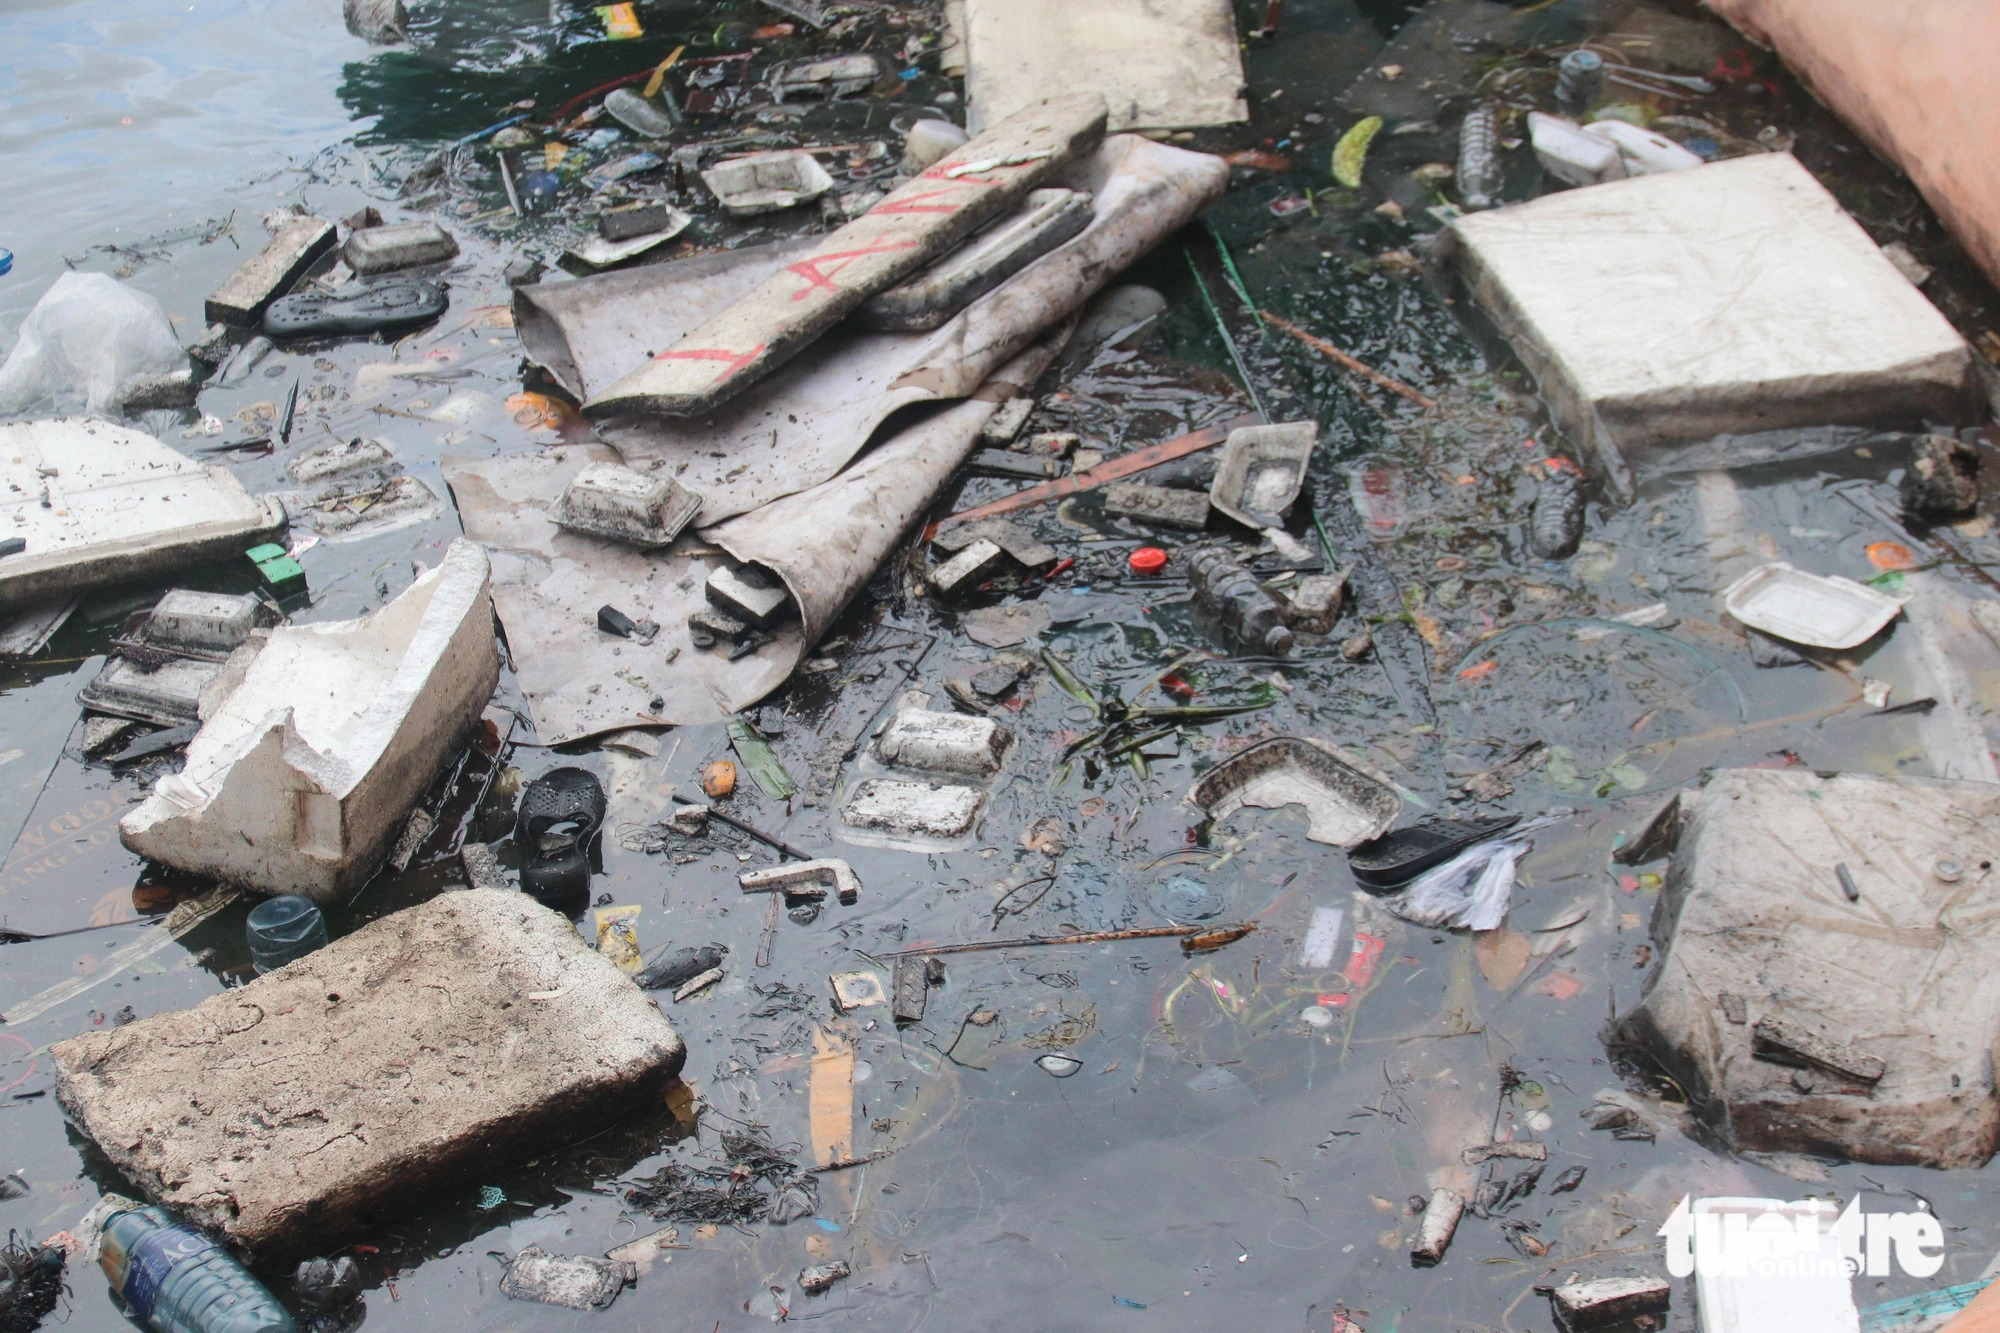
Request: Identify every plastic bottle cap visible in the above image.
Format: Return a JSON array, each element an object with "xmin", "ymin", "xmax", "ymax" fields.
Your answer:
[{"xmin": 1129, "ymin": 547, "xmax": 1168, "ymax": 575}]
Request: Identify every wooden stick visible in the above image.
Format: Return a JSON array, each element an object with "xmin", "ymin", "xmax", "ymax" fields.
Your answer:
[
  {"xmin": 927, "ymin": 413, "xmax": 1260, "ymax": 538},
  {"xmin": 883, "ymin": 921, "xmax": 1254, "ymax": 959},
  {"xmin": 1259, "ymin": 311, "xmax": 1438, "ymax": 411}
]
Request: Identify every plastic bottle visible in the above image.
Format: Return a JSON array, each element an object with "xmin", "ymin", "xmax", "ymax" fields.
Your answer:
[
  {"xmin": 98, "ymin": 1204, "xmax": 297, "ymax": 1333},
  {"xmin": 1555, "ymin": 50, "xmax": 1605, "ymax": 112},
  {"xmin": 1186, "ymin": 549, "xmax": 1295, "ymax": 656},
  {"xmin": 1528, "ymin": 469, "xmax": 1584, "ymax": 559},
  {"xmin": 243, "ymin": 896, "xmax": 327, "ymax": 975},
  {"xmin": 1457, "ymin": 104, "xmax": 1503, "ymax": 210}
]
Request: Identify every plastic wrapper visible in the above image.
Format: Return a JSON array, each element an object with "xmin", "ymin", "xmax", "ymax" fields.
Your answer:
[{"xmin": 0, "ymin": 272, "xmax": 189, "ymax": 417}]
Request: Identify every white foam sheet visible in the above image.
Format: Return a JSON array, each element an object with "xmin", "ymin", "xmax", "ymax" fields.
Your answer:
[
  {"xmin": 1446, "ymin": 154, "xmax": 1979, "ymax": 498},
  {"xmin": 962, "ymin": 0, "xmax": 1248, "ymax": 134}
]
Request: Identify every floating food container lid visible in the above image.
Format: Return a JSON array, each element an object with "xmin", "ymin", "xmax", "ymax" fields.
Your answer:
[{"xmin": 1720, "ymin": 561, "xmax": 1905, "ymax": 650}]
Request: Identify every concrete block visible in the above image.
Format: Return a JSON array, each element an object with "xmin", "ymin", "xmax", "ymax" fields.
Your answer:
[
  {"xmin": 930, "ymin": 538, "xmax": 1005, "ymax": 594},
  {"xmin": 933, "ymin": 518, "xmax": 1056, "ymax": 569},
  {"xmin": 739, "ymin": 857, "xmax": 860, "ymax": 904},
  {"xmin": 343, "ymin": 221, "xmax": 459, "ymax": 276},
  {"xmin": 51, "ymin": 887, "xmax": 686, "ymax": 1258},
  {"xmin": 206, "ymin": 216, "xmax": 336, "ymax": 326},
  {"xmin": 875, "ymin": 706, "xmax": 1011, "ymax": 777},
  {"xmin": 1104, "ymin": 481, "xmax": 1211, "ymax": 530},
  {"xmin": 0, "ymin": 419, "xmax": 288, "ymax": 612},
  {"xmin": 1611, "ymin": 767, "xmax": 2000, "ymax": 1167},
  {"xmin": 841, "ymin": 778, "xmax": 984, "ymax": 840},
  {"xmin": 120, "ymin": 540, "xmax": 501, "ymax": 901},
  {"xmin": 1447, "ymin": 155, "xmax": 1980, "ymax": 498}
]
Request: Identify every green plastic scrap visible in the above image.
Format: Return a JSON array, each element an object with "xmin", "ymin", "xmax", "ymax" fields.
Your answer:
[
  {"xmin": 1331, "ymin": 115, "xmax": 1383, "ymax": 188},
  {"xmin": 727, "ymin": 717, "xmax": 797, "ymax": 800},
  {"xmin": 245, "ymin": 542, "xmax": 305, "ymax": 595}
]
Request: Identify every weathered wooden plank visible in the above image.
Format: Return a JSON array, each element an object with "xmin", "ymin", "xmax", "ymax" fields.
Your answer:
[{"xmin": 583, "ymin": 93, "xmax": 1107, "ymax": 420}]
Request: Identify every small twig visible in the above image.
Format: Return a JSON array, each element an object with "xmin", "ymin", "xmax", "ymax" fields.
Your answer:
[
  {"xmin": 672, "ymin": 793, "xmax": 813, "ymax": 861},
  {"xmin": 882, "ymin": 922, "xmax": 1255, "ymax": 959},
  {"xmin": 1259, "ymin": 311, "xmax": 1438, "ymax": 411}
]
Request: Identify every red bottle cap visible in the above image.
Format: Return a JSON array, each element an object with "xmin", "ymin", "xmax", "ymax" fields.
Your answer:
[{"xmin": 1129, "ymin": 547, "xmax": 1168, "ymax": 575}]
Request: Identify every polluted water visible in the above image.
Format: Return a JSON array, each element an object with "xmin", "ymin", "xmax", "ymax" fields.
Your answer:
[{"xmin": 4, "ymin": 1, "xmax": 2000, "ymax": 1332}]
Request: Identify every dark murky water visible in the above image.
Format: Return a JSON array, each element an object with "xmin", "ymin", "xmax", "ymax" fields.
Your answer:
[{"xmin": 5, "ymin": 1, "xmax": 2000, "ymax": 1330}]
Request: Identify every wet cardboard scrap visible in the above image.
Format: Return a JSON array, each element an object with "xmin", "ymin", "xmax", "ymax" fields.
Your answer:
[{"xmin": 51, "ymin": 888, "xmax": 687, "ymax": 1257}]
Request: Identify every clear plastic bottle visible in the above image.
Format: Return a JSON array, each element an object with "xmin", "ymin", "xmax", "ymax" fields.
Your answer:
[
  {"xmin": 1186, "ymin": 548, "xmax": 1296, "ymax": 656},
  {"xmin": 1457, "ymin": 104, "xmax": 1503, "ymax": 210},
  {"xmin": 98, "ymin": 1205, "xmax": 297, "ymax": 1333}
]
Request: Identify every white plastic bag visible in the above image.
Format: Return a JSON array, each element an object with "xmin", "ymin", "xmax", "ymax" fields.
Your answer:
[
  {"xmin": 0, "ymin": 272, "xmax": 188, "ymax": 417},
  {"xmin": 1385, "ymin": 838, "xmax": 1530, "ymax": 932}
]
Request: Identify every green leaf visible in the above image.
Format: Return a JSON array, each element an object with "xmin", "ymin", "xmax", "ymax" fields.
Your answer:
[
  {"xmin": 1332, "ymin": 115, "xmax": 1384, "ymax": 189},
  {"xmin": 727, "ymin": 717, "xmax": 797, "ymax": 800}
]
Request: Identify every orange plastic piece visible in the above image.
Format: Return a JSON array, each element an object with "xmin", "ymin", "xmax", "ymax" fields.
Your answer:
[{"xmin": 1867, "ymin": 540, "xmax": 1917, "ymax": 570}]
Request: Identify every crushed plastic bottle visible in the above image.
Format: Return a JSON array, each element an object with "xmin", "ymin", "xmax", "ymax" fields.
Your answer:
[
  {"xmin": 98, "ymin": 1203, "xmax": 297, "ymax": 1333},
  {"xmin": 1528, "ymin": 468, "xmax": 1584, "ymax": 559},
  {"xmin": 1555, "ymin": 50, "xmax": 1605, "ymax": 112},
  {"xmin": 1186, "ymin": 548, "xmax": 1296, "ymax": 656},
  {"xmin": 1457, "ymin": 104, "xmax": 1503, "ymax": 210}
]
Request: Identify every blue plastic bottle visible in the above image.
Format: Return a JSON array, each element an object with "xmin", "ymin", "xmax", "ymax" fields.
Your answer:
[{"xmin": 98, "ymin": 1205, "xmax": 296, "ymax": 1333}]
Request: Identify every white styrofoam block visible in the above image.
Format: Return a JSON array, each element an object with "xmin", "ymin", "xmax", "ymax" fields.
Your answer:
[
  {"xmin": 1529, "ymin": 112, "xmax": 1626, "ymax": 186},
  {"xmin": 1583, "ymin": 119, "xmax": 1705, "ymax": 175},
  {"xmin": 1448, "ymin": 154, "xmax": 1980, "ymax": 496}
]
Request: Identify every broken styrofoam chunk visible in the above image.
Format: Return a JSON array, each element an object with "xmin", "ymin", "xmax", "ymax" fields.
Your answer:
[
  {"xmin": 1582, "ymin": 119, "xmax": 1704, "ymax": 175},
  {"xmin": 1188, "ymin": 736, "xmax": 1401, "ymax": 847},
  {"xmin": 460, "ymin": 840, "xmax": 507, "ymax": 890},
  {"xmin": 798, "ymin": 1260, "xmax": 851, "ymax": 1294},
  {"xmin": 121, "ymin": 368, "xmax": 200, "ymax": 411},
  {"xmin": 857, "ymin": 188, "xmax": 1094, "ymax": 331},
  {"xmin": 903, "ymin": 118, "xmax": 970, "ymax": 171},
  {"xmin": 293, "ymin": 474, "xmax": 442, "ymax": 541},
  {"xmin": 771, "ymin": 53, "xmax": 880, "ymax": 99},
  {"xmin": 565, "ymin": 212, "xmax": 693, "ymax": 270},
  {"xmin": 143, "ymin": 589, "xmax": 271, "ymax": 657},
  {"xmin": 1549, "ymin": 1275, "xmax": 1670, "ymax": 1332},
  {"xmin": 206, "ymin": 215, "xmax": 337, "ymax": 326},
  {"xmin": 550, "ymin": 462, "xmax": 701, "ymax": 550},
  {"xmin": 343, "ymin": 221, "xmax": 460, "ymax": 276},
  {"xmin": 933, "ymin": 518, "xmax": 1056, "ymax": 568},
  {"xmin": 706, "ymin": 563, "xmax": 791, "ymax": 627},
  {"xmin": 1410, "ymin": 1188, "xmax": 1464, "ymax": 1266},
  {"xmin": 930, "ymin": 538, "xmax": 1005, "ymax": 595},
  {"xmin": 700, "ymin": 151, "xmax": 837, "ymax": 217},
  {"xmin": 1527, "ymin": 112, "xmax": 1626, "ymax": 187},
  {"xmin": 77, "ymin": 654, "xmax": 235, "ymax": 727},
  {"xmin": 979, "ymin": 395, "xmax": 1034, "ymax": 445},
  {"xmin": 120, "ymin": 540, "xmax": 501, "ymax": 900},
  {"xmin": 830, "ymin": 970, "xmax": 887, "ymax": 1012},
  {"xmin": 739, "ymin": 857, "xmax": 861, "ymax": 904},
  {"xmin": 1720, "ymin": 561, "xmax": 1904, "ymax": 650},
  {"xmin": 1446, "ymin": 155, "xmax": 1981, "ymax": 498},
  {"xmin": 51, "ymin": 887, "xmax": 686, "ymax": 1257},
  {"xmin": 1281, "ymin": 570, "xmax": 1348, "ymax": 635},
  {"xmin": 501, "ymin": 1247, "xmax": 634, "ymax": 1310},
  {"xmin": 842, "ymin": 778, "xmax": 985, "ymax": 841},
  {"xmin": 1691, "ymin": 1198, "xmax": 1860, "ymax": 1333},
  {"xmin": 0, "ymin": 419, "xmax": 287, "ymax": 610},
  {"xmin": 1612, "ymin": 768, "xmax": 2000, "ymax": 1167},
  {"xmin": 875, "ymin": 707, "xmax": 1012, "ymax": 777},
  {"xmin": 1104, "ymin": 481, "xmax": 1211, "ymax": 530},
  {"xmin": 287, "ymin": 436, "xmax": 393, "ymax": 484},
  {"xmin": 1210, "ymin": 421, "xmax": 1316, "ymax": 527}
]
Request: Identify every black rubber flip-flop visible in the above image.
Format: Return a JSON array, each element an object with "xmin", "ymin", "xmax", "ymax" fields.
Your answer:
[
  {"xmin": 263, "ymin": 280, "xmax": 448, "ymax": 339},
  {"xmin": 1349, "ymin": 814, "xmax": 1524, "ymax": 891}
]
